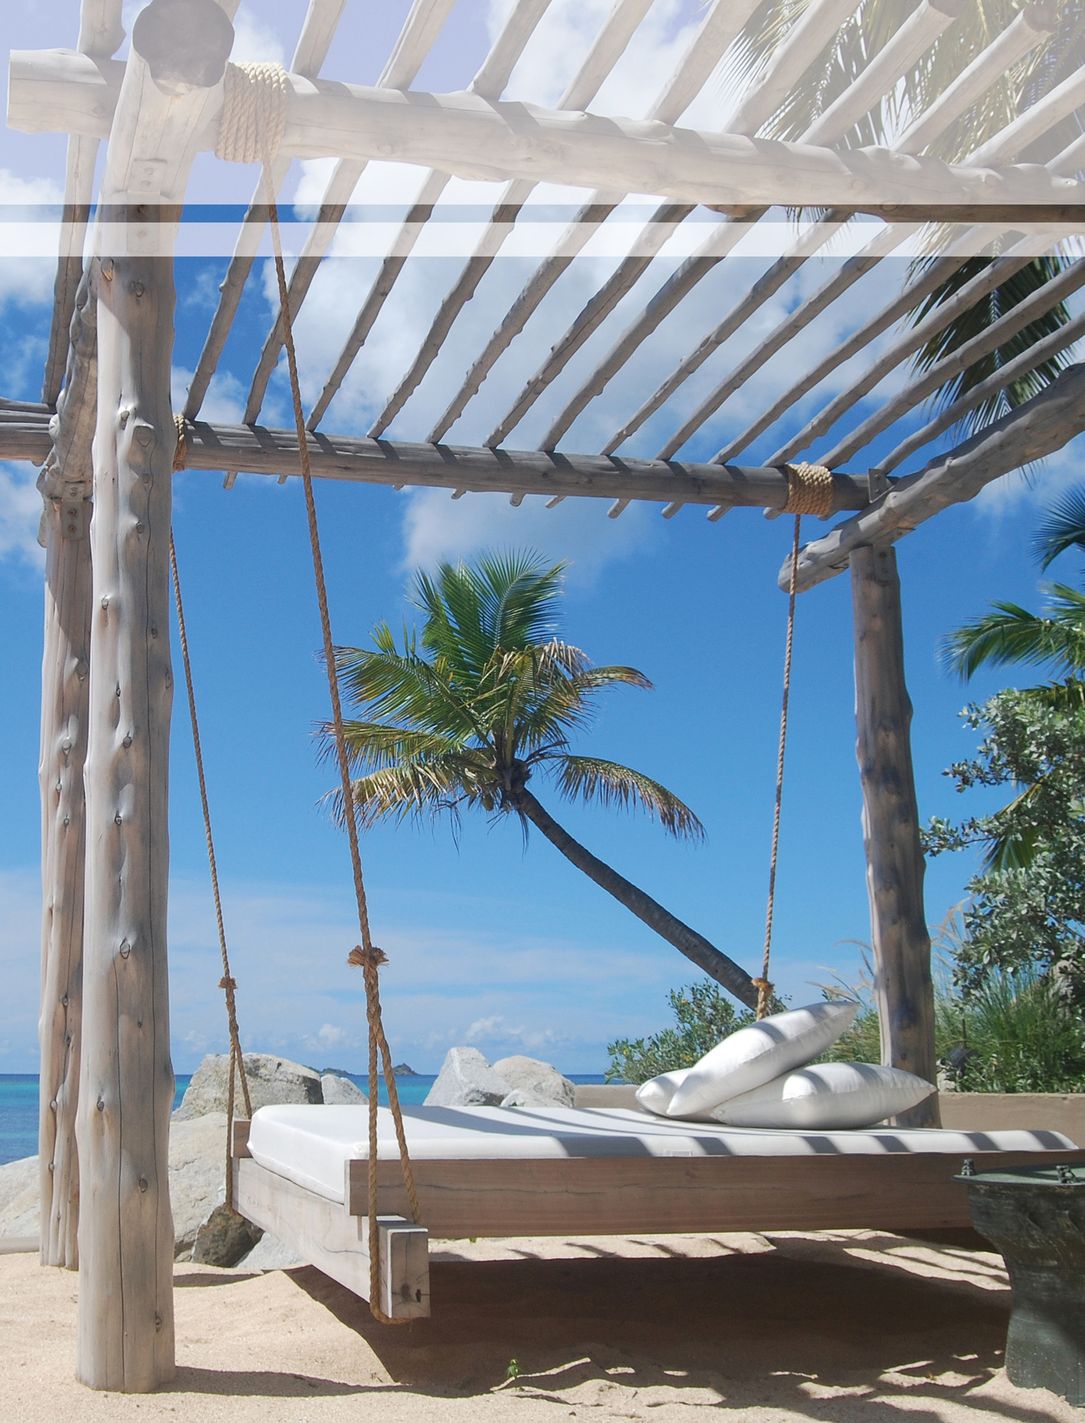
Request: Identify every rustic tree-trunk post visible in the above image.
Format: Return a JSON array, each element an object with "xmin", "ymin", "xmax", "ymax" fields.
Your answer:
[
  {"xmin": 38, "ymin": 490, "xmax": 93, "ymax": 1270},
  {"xmin": 851, "ymin": 543, "xmax": 939, "ymax": 1127},
  {"xmin": 38, "ymin": 266, "xmax": 99, "ymax": 1270},
  {"xmin": 74, "ymin": 0, "xmax": 234, "ymax": 1392}
]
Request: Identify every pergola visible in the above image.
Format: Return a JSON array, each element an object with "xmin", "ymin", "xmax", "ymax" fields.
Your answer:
[{"xmin": 4, "ymin": 0, "xmax": 1083, "ymax": 1393}]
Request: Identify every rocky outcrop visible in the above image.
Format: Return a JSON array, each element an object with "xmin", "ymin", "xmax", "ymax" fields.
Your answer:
[
  {"xmin": 192, "ymin": 1202, "xmax": 263, "ymax": 1266},
  {"xmin": 424, "ymin": 1047, "xmax": 509, "ymax": 1107},
  {"xmin": 174, "ymin": 1053, "xmax": 323, "ymax": 1120},
  {"xmin": 0, "ymin": 1155, "xmax": 38, "ymax": 1241},
  {"xmin": 493, "ymin": 1055, "xmax": 575, "ymax": 1107},
  {"xmin": 320, "ymin": 1073, "xmax": 366, "ymax": 1105}
]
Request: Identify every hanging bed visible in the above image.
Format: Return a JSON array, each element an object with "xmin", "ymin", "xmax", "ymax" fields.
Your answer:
[{"xmin": 230, "ymin": 1103, "xmax": 1084, "ymax": 1321}]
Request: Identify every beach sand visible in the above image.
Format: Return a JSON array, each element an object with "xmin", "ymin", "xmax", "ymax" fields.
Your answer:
[{"xmin": 0, "ymin": 1228, "xmax": 1078, "ymax": 1422}]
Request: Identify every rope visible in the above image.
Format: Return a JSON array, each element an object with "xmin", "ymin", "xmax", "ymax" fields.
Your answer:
[
  {"xmin": 168, "ymin": 527, "xmax": 252, "ymax": 1209},
  {"xmin": 756, "ymin": 513, "xmax": 804, "ymax": 1020},
  {"xmin": 782, "ymin": 462, "xmax": 835, "ymax": 518},
  {"xmin": 255, "ymin": 145, "xmax": 421, "ymax": 1323},
  {"xmin": 214, "ymin": 62, "xmax": 288, "ymax": 166}
]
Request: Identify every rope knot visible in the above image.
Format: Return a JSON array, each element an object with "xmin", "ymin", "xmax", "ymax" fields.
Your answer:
[
  {"xmin": 751, "ymin": 977, "xmax": 775, "ymax": 1020},
  {"xmin": 218, "ymin": 975, "xmax": 237, "ymax": 992},
  {"xmin": 782, "ymin": 462, "xmax": 835, "ymax": 518},
  {"xmin": 348, "ymin": 945, "xmax": 388, "ymax": 972}
]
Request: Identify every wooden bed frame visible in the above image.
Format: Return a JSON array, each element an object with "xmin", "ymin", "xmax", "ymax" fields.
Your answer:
[{"xmin": 229, "ymin": 1117, "xmax": 1085, "ymax": 1322}]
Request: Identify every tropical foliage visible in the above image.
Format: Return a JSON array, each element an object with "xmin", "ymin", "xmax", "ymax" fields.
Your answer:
[
  {"xmin": 328, "ymin": 552, "xmax": 759, "ymax": 1005},
  {"xmin": 606, "ymin": 980, "xmax": 755, "ymax": 1083},
  {"xmin": 733, "ymin": 1, "xmax": 1084, "ymax": 431}
]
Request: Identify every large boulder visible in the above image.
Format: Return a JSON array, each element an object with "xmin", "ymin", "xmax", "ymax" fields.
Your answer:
[
  {"xmin": 0, "ymin": 1155, "xmax": 39, "ymax": 1242},
  {"xmin": 320, "ymin": 1073, "xmax": 366, "ymax": 1105},
  {"xmin": 424, "ymin": 1047, "xmax": 509, "ymax": 1107},
  {"xmin": 174, "ymin": 1052, "xmax": 322, "ymax": 1120},
  {"xmin": 492, "ymin": 1055, "xmax": 575, "ymax": 1107},
  {"xmin": 192, "ymin": 1202, "xmax": 263, "ymax": 1267},
  {"xmin": 238, "ymin": 1231, "xmax": 305, "ymax": 1271}
]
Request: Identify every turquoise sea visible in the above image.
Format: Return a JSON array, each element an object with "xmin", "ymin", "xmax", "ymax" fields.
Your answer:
[{"xmin": 0, "ymin": 1072, "xmax": 606, "ymax": 1166}]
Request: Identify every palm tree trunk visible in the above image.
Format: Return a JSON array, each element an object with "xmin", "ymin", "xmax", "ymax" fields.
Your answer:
[{"xmin": 515, "ymin": 788, "xmax": 759, "ymax": 1009}]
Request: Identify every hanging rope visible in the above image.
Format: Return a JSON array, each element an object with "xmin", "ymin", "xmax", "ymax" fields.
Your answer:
[
  {"xmin": 167, "ymin": 509, "xmax": 252, "ymax": 1209},
  {"xmin": 213, "ymin": 63, "xmax": 421, "ymax": 1321}
]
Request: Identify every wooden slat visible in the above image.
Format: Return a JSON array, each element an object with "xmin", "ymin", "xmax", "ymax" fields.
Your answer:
[
  {"xmin": 602, "ymin": 4, "xmax": 1058, "ymax": 460},
  {"xmin": 816, "ymin": 255, "xmax": 1085, "ymax": 470},
  {"xmin": 351, "ymin": 1148, "xmax": 1085, "ymax": 1239},
  {"xmin": 240, "ymin": 0, "xmax": 459, "ymax": 426},
  {"xmin": 513, "ymin": 0, "xmax": 967, "ymax": 454},
  {"xmin": 784, "ymin": 362, "xmax": 1085, "ymax": 592},
  {"xmin": 183, "ymin": 0, "xmax": 347, "ymax": 421},
  {"xmin": 304, "ymin": 0, "xmax": 555, "ymax": 431},
  {"xmin": 235, "ymin": 1159, "xmax": 430, "ymax": 1320},
  {"xmin": 367, "ymin": 0, "xmax": 655, "ymax": 439},
  {"xmin": 875, "ymin": 304, "xmax": 1085, "ymax": 476}
]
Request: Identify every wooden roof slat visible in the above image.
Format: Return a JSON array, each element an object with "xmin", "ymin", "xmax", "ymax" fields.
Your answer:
[
  {"xmin": 874, "ymin": 303, "xmax": 1085, "ymax": 478},
  {"xmin": 41, "ymin": 0, "xmax": 126, "ymax": 405},
  {"xmin": 489, "ymin": 0, "xmax": 963, "ymax": 452},
  {"xmin": 304, "ymin": 0, "xmax": 556, "ymax": 432},
  {"xmin": 816, "ymin": 254, "xmax": 1085, "ymax": 470},
  {"xmin": 183, "ymin": 0, "xmax": 347, "ymax": 420},
  {"xmin": 601, "ymin": 3, "xmax": 1058, "ymax": 461},
  {"xmin": 786, "ymin": 362, "xmax": 1085, "ymax": 591},
  {"xmin": 364, "ymin": 0, "xmax": 656, "ymax": 440},
  {"xmin": 240, "ymin": 0, "xmax": 458, "ymax": 426},
  {"xmin": 422, "ymin": 0, "xmax": 765, "ymax": 443}
]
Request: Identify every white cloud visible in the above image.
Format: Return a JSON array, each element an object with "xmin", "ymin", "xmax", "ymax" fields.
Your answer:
[
  {"xmin": 0, "ymin": 169, "xmax": 63, "ymax": 309},
  {"xmin": 0, "ymin": 462, "xmax": 44, "ymax": 569}
]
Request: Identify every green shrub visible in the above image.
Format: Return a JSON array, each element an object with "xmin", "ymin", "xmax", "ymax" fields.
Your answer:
[{"xmin": 605, "ymin": 980, "xmax": 755, "ymax": 1083}]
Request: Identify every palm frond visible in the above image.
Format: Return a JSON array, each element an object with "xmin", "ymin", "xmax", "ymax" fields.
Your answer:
[
  {"xmin": 1034, "ymin": 488, "xmax": 1085, "ymax": 571},
  {"xmin": 333, "ymin": 760, "xmax": 480, "ymax": 829},
  {"xmin": 943, "ymin": 589, "xmax": 1085, "ymax": 680},
  {"xmin": 322, "ymin": 719, "xmax": 466, "ymax": 773},
  {"xmin": 553, "ymin": 755, "xmax": 706, "ymax": 841}
]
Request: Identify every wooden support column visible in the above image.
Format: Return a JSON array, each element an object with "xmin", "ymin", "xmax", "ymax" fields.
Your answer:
[
  {"xmin": 74, "ymin": 0, "xmax": 233, "ymax": 1392},
  {"xmin": 38, "ymin": 268, "xmax": 98, "ymax": 1271},
  {"xmin": 851, "ymin": 544, "xmax": 939, "ymax": 1127},
  {"xmin": 37, "ymin": 496, "xmax": 92, "ymax": 1270}
]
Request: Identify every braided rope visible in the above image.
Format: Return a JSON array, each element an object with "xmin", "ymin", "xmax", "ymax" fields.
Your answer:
[
  {"xmin": 782, "ymin": 461, "xmax": 835, "ymax": 519},
  {"xmin": 260, "ymin": 165, "xmax": 421, "ymax": 1325},
  {"xmin": 168, "ymin": 528, "xmax": 253, "ymax": 1208},
  {"xmin": 215, "ymin": 63, "xmax": 288, "ymax": 166},
  {"xmin": 756, "ymin": 514, "xmax": 804, "ymax": 1020}
]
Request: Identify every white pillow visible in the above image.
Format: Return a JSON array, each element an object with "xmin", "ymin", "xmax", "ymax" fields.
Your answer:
[
  {"xmin": 708, "ymin": 1062, "xmax": 935, "ymax": 1129},
  {"xmin": 664, "ymin": 1000, "xmax": 859, "ymax": 1119},
  {"xmin": 635, "ymin": 1068, "xmax": 691, "ymax": 1117}
]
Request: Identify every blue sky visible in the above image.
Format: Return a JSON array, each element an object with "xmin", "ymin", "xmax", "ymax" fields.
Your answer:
[{"xmin": 0, "ymin": 0, "xmax": 1081, "ymax": 1074}]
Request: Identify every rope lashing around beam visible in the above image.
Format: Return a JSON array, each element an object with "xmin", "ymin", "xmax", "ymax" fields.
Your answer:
[
  {"xmin": 782, "ymin": 461, "xmax": 835, "ymax": 518},
  {"xmin": 214, "ymin": 62, "xmax": 288, "ymax": 166}
]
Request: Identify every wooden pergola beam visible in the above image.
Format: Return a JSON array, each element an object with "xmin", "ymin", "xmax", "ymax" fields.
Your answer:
[
  {"xmin": 781, "ymin": 362, "xmax": 1085, "ymax": 592},
  {"xmin": 10, "ymin": 50, "xmax": 1085, "ymax": 220},
  {"xmin": 3, "ymin": 407, "xmax": 874, "ymax": 512}
]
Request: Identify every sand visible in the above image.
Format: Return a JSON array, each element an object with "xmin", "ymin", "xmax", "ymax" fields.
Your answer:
[{"xmin": 1, "ymin": 1228, "xmax": 1079, "ymax": 1422}]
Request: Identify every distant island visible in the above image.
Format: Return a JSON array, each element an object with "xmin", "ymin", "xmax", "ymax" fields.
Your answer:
[
  {"xmin": 320, "ymin": 1063, "xmax": 418, "ymax": 1077},
  {"xmin": 391, "ymin": 1063, "xmax": 416, "ymax": 1076}
]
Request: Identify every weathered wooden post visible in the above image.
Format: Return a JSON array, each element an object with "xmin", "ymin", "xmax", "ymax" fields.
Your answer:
[
  {"xmin": 37, "ymin": 272, "xmax": 98, "ymax": 1270},
  {"xmin": 851, "ymin": 543, "xmax": 939, "ymax": 1127},
  {"xmin": 73, "ymin": 0, "xmax": 233, "ymax": 1391}
]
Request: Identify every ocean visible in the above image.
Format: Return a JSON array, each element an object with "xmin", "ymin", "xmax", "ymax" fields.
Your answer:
[{"xmin": 0, "ymin": 1072, "xmax": 607, "ymax": 1166}]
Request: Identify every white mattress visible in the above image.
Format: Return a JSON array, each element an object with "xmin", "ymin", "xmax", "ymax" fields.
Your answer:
[{"xmin": 246, "ymin": 1104, "xmax": 1078, "ymax": 1205}]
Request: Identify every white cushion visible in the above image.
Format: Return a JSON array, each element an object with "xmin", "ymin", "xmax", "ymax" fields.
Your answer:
[
  {"xmin": 709, "ymin": 1062, "xmax": 935, "ymax": 1129},
  {"xmin": 635, "ymin": 1068, "xmax": 692, "ymax": 1117},
  {"xmin": 664, "ymin": 999, "xmax": 859, "ymax": 1118}
]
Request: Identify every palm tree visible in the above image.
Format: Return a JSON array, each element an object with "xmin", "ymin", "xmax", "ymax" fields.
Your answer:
[
  {"xmin": 327, "ymin": 552, "xmax": 759, "ymax": 1008},
  {"xmin": 734, "ymin": 1, "xmax": 1083, "ymax": 430},
  {"xmin": 942, "ymin": 486, "xmax": 1085, "ymax": 869}
]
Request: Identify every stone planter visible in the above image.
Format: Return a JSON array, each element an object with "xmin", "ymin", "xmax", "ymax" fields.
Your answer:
[{"xmin": 959, "ymin": 1160, "xmax": 1085, "ymax": 1405}]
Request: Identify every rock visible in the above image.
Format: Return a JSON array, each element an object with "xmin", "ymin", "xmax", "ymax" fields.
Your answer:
[
  {"xmin": 237, "ymin": 1232, "xmax": 305, "ymax": 1271},
  {"xmin": 391, "ymin": 1063, "xmax": 416, "ymax": 1076},
  {"xmin": 167, "ymin": 1113, "xmax": 231, "ymax": 1258},
  {"xmin": 424, "ymin": 1047, "xmax": 509, "ymax": 1107},
  {"xmin": 0, "ymin": 1155, "xmax": 40, "ymax": 1242},
  {"xmin": 500, "ymin": 1089, "xmax": 562, "ymax": 1108},
  {"xmin": 492, "ymin": 1055, "xmax": 575, "ymax": 1107},
  {"xmin": 192, "ymin": 1202, "xmax": 263, "ymax": 1267},
  {"xmin": 320, "ymin": 1073, "xmax": 366, "ymax": 1105},
  {"xmin": 1, "ymin": 1113, "xmax": 230, "ymax": 1257},
  {"xmin": 175, "ymin": 1052, "xmax": 323, "ymax": 1120}
]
